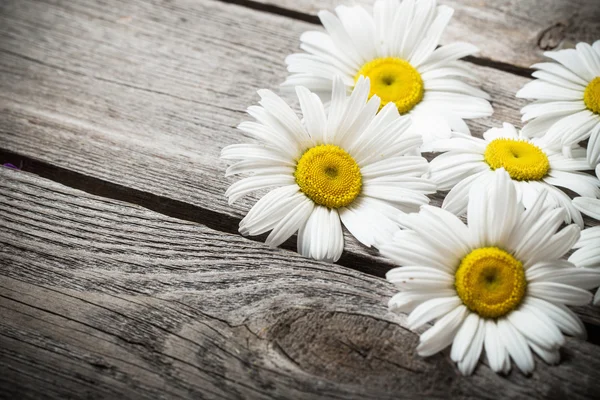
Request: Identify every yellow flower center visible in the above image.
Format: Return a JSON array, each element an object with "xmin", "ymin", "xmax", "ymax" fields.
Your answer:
[
  {"xmin": 294, "ymin": 144, "xmax": 362, "ymax": 208},
  {"xmin": 455, "ymin": 247, "xmax": 526, "ymax": 319},
  {"xmin": 584, "ymin": 76, "xmax": 600, "ymax": 114},
  {"xmin": 355, "ymin": 57, "xmax": 424, "ymax": 114},
  {"xmin": 484, "ymin": 138, "xmax": 550, "ymax": 181}
]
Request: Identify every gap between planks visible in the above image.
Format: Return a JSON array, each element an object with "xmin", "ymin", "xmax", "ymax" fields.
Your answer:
[{"xmin": 3, "ymin": 148, "xmax": 600, "ymax": 342}]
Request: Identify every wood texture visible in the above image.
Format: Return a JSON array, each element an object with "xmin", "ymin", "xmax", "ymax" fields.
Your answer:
[
  {"xmin": 244, "ymin": 0, "xmax": 600, "ymax": 70},
  {"xmin": 2, "ymin": 167, "xmax": 600, "ymax": 399},
  {"xmin": 1, "ymin": 0, "xmax": 600, "ymax": 397},
  {"xmin": 0, "ymin": 0, "xmax": 540, "ymax": 268}
]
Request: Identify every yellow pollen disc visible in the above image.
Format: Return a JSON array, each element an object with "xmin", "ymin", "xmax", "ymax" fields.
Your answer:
[
  {"xmin": 355, "ymin": 57, "xmax": 424, "ymax": 114},
  {"xmin": 584, "ymin": 77, "xmax": 600, "ymax": 114},
  {"xmin": 455, "ymin": 247, "xmax": 526, "ymax": 319},
  {"xmin": 484, "ymin": 138, "xmax": 550, "ymax": 181},
  {"xmin": 294, "ymin": 144, "xmax": 362, "ymax": 209}
]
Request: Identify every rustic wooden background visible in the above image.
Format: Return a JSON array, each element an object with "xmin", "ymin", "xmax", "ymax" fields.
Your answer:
[{"xmin": 1, "ymin": 0, "xmax": 600, "ymax": 398}]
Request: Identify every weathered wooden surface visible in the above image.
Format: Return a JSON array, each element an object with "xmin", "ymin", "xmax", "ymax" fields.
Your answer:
[
  {"xmin": 1, "ymin": 0, "xmax": 600, "ymax": 398},
  {"xmin": 249, "ymin": 0, "xmax": 600, "ymax": 71},
  {"xmin": 2, "ymin": 168, "xmax": 600, "ymax": 400},
  {"xmin": 0, "ymin": 0, "xmax": 540, "ymax": 268}
]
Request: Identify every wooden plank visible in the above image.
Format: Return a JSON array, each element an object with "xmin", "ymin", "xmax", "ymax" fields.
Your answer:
[
  {"xmin": 2, "ymin": 167, "xmax": 600, "ymax": 399},
  {"xmin": 0, "ymin": 0, "xmax": 540, "ymax": 269},
  {"xmin": 242, "ymin": 0, "xmax": 600, "ymax": 70}
]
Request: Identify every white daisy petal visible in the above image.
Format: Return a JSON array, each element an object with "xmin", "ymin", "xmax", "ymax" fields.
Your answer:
[
  {"xmin": 521, "ymin": 101, "xmax": 586, "ymax": 122},
  {"xmin": 516, "ymin": 80, "xmax": 583, "ymax": 101},
  {"xmin": 417, "ymin": 305, "xmax": 468, "ymax": 357},
  {"xmin": 388, "ymin": 289, "xmax": 457, "ymax": 313},
  {"xmin": 529, "ymin": 342, "xmax": 560, "ymax": 365},
  {"xmin": 507, "ymin": 309, "xmax": 564, "ymax": 349},
  {"xmin": 576, "ymin": 42, "xmax": 600, "ymax": 77},
  {"xmin": 265, "ymin": 198, "xmax": 315, "ymax": 248},
  {"xmin": 484, "ymin": 320, "xmax": 506, "ymax": 373},
  {"xmin": 296, "ymin": 86, "xmax": 327, "ymax": 143},
  {"xmin": 457, "ymin": 318, "xmax": 485, "ymax": 376},
  {"xmin": 544, "ymin": 48, "xmax": 595, "ymax": 81},
  {"xmin": 297, "ymin": 205, "xmax": 344, "ymax": 262},
  {"xmin": 523, "ymin": 297, "xmax": 586, "ymax": 339},
  {"xmin": 497, "ymin": 319, "xmax": 535, "ymax": 375},
  {"xmin": 569, "ymin": 246, "xmax": 600, "ymax": 269},
  {"xmin": 573, "ymin": 197, "xmax": 600, "ymax": 220},
  {"xmin": 408, "ymin": 296, "xmax": 462, "ymax": 330},
  {"xmin": 528, "ymin": 282, "xmax": 592, "ymax": 306},
  {"xmin": 410, "ymin": 5, "xmax": 454, "ymax": 67},
  {"xmin": 529, "ymin": 62, "xmax": 588, "ymax": 86},
  {"xmin": 587, "ymin": 123, "xmax": 600, "ymax": 166},
  {"xmin": 418, "ymin": 42, "xmax": 479, "ymax": 72},
  {"xmin": 225, "ymin": 174, "xmax": 296, "ymax": 205},
  {"xmin": 575, "ymin": 226, "xmax": 600, "ymax": 249},
  {"xmin": 386, "ymin": 266, "xmax": 454, "ymax": 290},
  {"xmin": 442, "ymin": 171, "xmax": 489, "ymax": 216},
  {"xmin": 530, "ymin": 70, "xmax": 587, "ymax": 90},
  {"xmin": 450, "ymin": 313, "xmax": 479, "ymax": 362}
]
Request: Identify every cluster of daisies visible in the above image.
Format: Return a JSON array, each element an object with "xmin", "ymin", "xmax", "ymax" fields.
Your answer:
[{"xmin": 222, "ymin": 0, "xmax": 600, "ymax": 376}]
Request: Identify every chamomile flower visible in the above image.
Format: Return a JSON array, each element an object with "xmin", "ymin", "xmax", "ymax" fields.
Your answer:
[
  {"xmin": 222, "ymin": 77, "xmax": 436, "ymax": 262},
  {"xmin": 517, "ymin": 40, "xmax": 600, "ymax": 166},
  {"xmin": 570, "ymin": 164, "xmax": 600, "ymax": 304},
  {"xmin": 429, "ymin": 123, "xmax": 600, "ymax": 227},
  {"xmin": 381, "ymin": 169, "xmax": 600, "ymax": 375},
  {"xmin": 283, "ymin": 0, "xmax": 492, "ymax": 144}
]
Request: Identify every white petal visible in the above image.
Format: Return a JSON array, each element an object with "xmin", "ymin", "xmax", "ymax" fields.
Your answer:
[
  {"xmin": 388, "ymin": 289, "xmax": 457, "ymax": 313},
  {"xmin": 386, "ymin": 266, "xmax": 454, "ymax": 290},
  {"xmin": 468, "ymin": 169, "xmax": 518, "ymax": 247},
  {"xmin": 457, "ymin": 318, "xmax": 485, "ymax": 376},
  {"xmin": 418, "ymin": 42, "xmax": 479, "ymax": 72},
  {"xmin": 524, "ymin": 297, "xmax": 586, "ymax": 339},
  {"xmin": 408, "ymin": 296, "xmax": 462, "ymax": 330},
  {"xmin": 442, "ymin": 171, "xmax": 489, "ymax": 216},
  {"xmin": 573, "ymin": 197, "xmax": 600, "ymax": 220},
  {"xmin": 507, "ymin": 309, "xmax": 564, "ymax": 349},
  {"xmin": 529, "ymin": 62, "xmax": 588, "ymax": 86},
  {"xmin": 569, "ymin": 246, "xmax": 600, "ymax": 269},
  {"xmin": 418, "ymin": 92, "xmax": 493, "ymax": 119},
  {"xmin": 265, "ymin": 198, "xmax": 315, "ymax": 248},
  {"xmin": 484, "ymin": 320, "xmax": 506, "ymax": 373},
  {"xmin": 296, "ymin": 86, "xmax": 327, "ymax": 143},
  {"xmin": 225, "ymin": 174, "xmax": 296, "ymax": 204},
  {"xmin": 417, "ymin": 306, "xmax": 468, "ymax": 357},
  {"xmin": 528, "ymin": 281, "xmax": 592, "ymax": 306},
  {"xmin": 410, "ymin": 5, "xmax": 454, "ymax": 67},
  {"xmin": 450, "ymin": 313, "xmax": 479, "ymax": 362},
  {"xmin": 297, "ymin": 205, "xmax": 344, "ymax": 262},
  {"xmin": 497, "ymin": 319, "xmax": 534, "ymax": 375},
  {"xmin": 544, "ymin": 48, "xmax": 595, "ymax": 81},
  {"xmin": 521, "ymin": 101, "xmax": 586, "ymax": 122}
]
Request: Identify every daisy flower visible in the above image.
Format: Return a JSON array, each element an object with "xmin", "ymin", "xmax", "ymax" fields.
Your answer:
[
  {"xmin": 570, "ymin": 164, "xmax": 600, "ymax": 304},
  {"xmin": 429, "ymin": 123, "xmax": 600, "ymax": 227},
  {"xmin": 221, "ymin": 77, "xmax": 436, "ymax": 262},
  {"xmin": 282, "ymin": 0, "xmax": 492, "ymax": 144},
  {"xmin": 380, "ymin": 169, "xmax": 600, "ymax": 375},
  {"xmin": 517, "ymin": 40, "xmax": 600, "ymax": 166}
]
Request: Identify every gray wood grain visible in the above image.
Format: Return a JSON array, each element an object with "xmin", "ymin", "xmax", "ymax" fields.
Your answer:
[
  {"xmin": 0, "ymin": 0, "xmax": 563, "ymax": 269},
  {"xmin": 242, "ymin": 0, "xmax": 600, "ymax": 70},
  {"xmin": 2, "ymin": 167, "xmax": 600, "ymax": 400}
]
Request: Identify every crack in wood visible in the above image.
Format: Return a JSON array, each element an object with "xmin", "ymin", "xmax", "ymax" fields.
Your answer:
[{"xmin": 0, "ymin": 148, "xmax": 396, "ymax": 278}]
